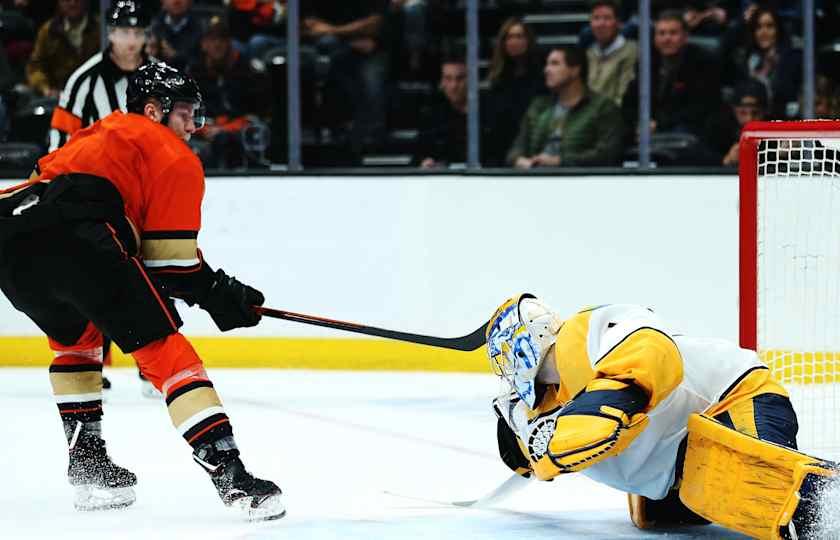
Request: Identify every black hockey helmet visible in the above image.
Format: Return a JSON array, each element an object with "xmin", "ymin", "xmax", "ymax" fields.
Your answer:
[
  {"xmin": 126, "ymin": 62, "xmax": 205, "ymax": 127},
  {"xmin": 107, "ymin": 0, "xmax": 149, "ymax": 28}
]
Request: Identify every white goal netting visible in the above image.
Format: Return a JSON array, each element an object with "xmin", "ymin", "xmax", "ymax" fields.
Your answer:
[{"xmin": 757, "ymin": 137, "xmax": 840, "ymax": 460}]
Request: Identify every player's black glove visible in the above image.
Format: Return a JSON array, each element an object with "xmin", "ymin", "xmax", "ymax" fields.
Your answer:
[
  {"xmin": 497, "ymin": 417, "xmax": 532, "ymax": 478},
  {"xmin": 200, "ymin": 269, "xmax": 264, "ymax": 331}
]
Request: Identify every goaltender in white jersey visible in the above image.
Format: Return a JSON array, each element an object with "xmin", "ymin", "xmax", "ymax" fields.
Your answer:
[{"xmin": 487, "ymin": 294, "xmax": 838, "ymax": 538}]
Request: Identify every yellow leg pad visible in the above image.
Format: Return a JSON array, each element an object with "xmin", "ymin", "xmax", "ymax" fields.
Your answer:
[{"xmin": 678, "ymin": 413, "xmax": 828, "ymax": 539}]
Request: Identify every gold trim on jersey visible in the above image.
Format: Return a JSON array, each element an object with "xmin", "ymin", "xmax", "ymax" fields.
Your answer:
[{"xmin": 141, "ymin": 238, "xmax": 200, "ymax": 267}]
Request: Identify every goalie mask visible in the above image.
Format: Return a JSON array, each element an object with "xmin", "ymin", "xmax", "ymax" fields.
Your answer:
[{"xmin": 486, "ymin": 294, "xmax": 562, "ymax": 408}]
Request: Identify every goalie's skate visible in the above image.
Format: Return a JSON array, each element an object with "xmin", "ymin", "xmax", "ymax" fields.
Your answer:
[{"xmin": 68, "ymin": 429, "xmax": 137, "ymax": 511}]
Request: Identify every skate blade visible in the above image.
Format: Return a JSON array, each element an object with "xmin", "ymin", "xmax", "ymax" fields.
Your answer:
[
  {"xmin": 232, "ymin": 492, "xmax": 286, "ymax": 521},
  {"xmin": 74, "ymin": 485, "xmax": 136, "ymax": 511}
]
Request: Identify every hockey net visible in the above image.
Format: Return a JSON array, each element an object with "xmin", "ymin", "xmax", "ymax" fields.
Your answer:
[{"xmin": 740, "ymin": 120, "xmax": 840, "ymax": 461}]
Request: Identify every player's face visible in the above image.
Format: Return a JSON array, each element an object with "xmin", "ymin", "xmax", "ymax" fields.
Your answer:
[
  {"xmin": 504, "ymin": 24, "xmax": 528, "ymax": 59},
  {"xmin": 440, "ymin": 63, "xmax": 467, "ymax": 107},
  {"xmin": 109, "ymin": 27, "xmax": 146, "ymax": 58},
  {"xmin": 166, "ymin": 101, "xmax": 200, "ymax": 141},
  {"xmin": 590, "ymin": 6, "xmax": 620, "ymax": 47},
  {"xmin": 754, "ymin": 12, "xmax": 777, "ymax": 51},
  {"xmin": 654, "ymin": 19, "xmax": 687, "ymax": 57},
  {"xmin": 544, "ymin": 50, "xmax": 576, "ymax": 91}
]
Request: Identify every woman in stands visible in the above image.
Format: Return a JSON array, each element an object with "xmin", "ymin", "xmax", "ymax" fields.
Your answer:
[
  {"xmin": 483, "ymin": 17, "xmax": 547, "ymax": 166},
  {"xmin": 728, "ymin": 6, "xmax": 800, "ymax": 119}
]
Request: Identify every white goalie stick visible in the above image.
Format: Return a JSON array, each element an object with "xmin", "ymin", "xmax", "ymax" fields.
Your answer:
[{"xmin": 384, "ymin": 473, "xmax": 531, "ymax": 509}]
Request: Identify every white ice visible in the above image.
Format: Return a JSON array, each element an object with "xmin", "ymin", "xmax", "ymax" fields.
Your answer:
[{"xmin": 1, "ymin": 368, "xmax": 746, "ymax": 539}]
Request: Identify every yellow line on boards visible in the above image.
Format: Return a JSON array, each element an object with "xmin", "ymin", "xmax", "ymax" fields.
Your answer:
[{"xmin": 0, "ymin": 336, "xmax": 489, "ymax": 372}]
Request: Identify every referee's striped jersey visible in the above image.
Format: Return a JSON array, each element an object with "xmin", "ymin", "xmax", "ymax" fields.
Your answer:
[{"xmin": 49, "ymin": 49, "xmax": 152, "ymax": 151}]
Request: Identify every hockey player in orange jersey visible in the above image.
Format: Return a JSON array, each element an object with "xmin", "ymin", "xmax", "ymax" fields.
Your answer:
[{"xmin": 0, "ymin": 62, "xmax": 283, "ymax": 520}]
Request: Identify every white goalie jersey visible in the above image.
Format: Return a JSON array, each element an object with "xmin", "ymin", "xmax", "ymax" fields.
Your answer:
[{"xmin": 555, "ymin": 304, "xmax": 766, "ymax": 499}]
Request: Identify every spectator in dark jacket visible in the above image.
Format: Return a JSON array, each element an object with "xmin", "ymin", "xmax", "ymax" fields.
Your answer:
[
  {"xmin": 415, "ymin": 54, "xmax": 468, "ymax": 168},
  {"xmin": 302, "ymin": 0, "xmax": 389, "ymax": 148},
  {"xmin": 622, "ymin": 10, "xmax": 721, "ymax": 140},
  {"xmin": 483, "ymin": 17, "xmax": 547, "ymax": 166},
  {"xmin": 148, "ymin": 0, "xmax": 204, "ymax": 70},
  {"xmin": 726, "ymin": 6, "xmax": 800, "ymax": 118},
  {"xmin": 704, "ymin": 78, "xmax": 767, "ymax": 166},
  {"xmin": 189, "ymin": 18, "xmax": 271, "ymax": 168}
]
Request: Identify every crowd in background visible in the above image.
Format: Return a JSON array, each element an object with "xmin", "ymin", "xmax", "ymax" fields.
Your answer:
[{"xmin": 0, "ymin": 0, "xmax": 838, "ymax": 170}]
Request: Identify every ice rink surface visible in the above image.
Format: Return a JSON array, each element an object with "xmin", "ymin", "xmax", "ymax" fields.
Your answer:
[{"xmin": 1, "ymin": 368, "xmax": 748, "ymax": 540}]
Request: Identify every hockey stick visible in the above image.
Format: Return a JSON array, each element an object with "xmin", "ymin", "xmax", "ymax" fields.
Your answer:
[
  {"xmin": 451, "ymin": 473, "xmax": 531, "ymax": 508},
  {"xmin": 255, "ymin": 306, "xmax": 489, "ymax": 352},
  {"xmin": 383, "ymin": 473, "xmax": 531, "ymax": 509}
]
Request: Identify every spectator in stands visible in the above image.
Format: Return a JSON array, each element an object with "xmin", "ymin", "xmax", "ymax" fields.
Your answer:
[
  {"xmin": 704, "ymin": 78, "xmax": 767, "ymax": 166},
  {"xmin": 389, "ymin": 0, "xmax": 427, "ymax": 75},
  {"xmin": 302, "ymin": 1, "xmax": 389, "ymax": 148},
  {"xmin": 148, "ymin": 0, "xmax": 204, "ymax": 70},
  {"xmin": 483, "ymin": 17, "xmax": 546, "ymax": 167},
  {"xmin": 48, "ymin": 0, "xmax": 151, "ymax": 151},
  {"xmin": 229, "ymin": 0, "xmax": 286, "ymax": 61},
  {"xmin": 651, "ymin": 0, "xmax": 736, "ymax": 35},
  {"xmin": 26, "ymin": 0, "xmax": 100, "ymax": 97},
  {"xmin": 813, "ymin": 75, "xmax": 840, "ymax": 119},
  {"xmin": 727, "ymin": 6, "xmax": 800, "ymax": 119},
  {"xmin": 188, "ymin": 17, "xmax": 271, "ymax": 169},
  {"xmin": 586, "ymin": 0, "xmax": 637, "ymax": 105},
  {"xmin": 415, "ymin": 54, "xmax": 467, "ymax": 168},
  {"xmin": 507, "ymin": 46, "xmax": 623, "ymax": 168},
  {"xmin": 622, "ymin": 10, "xmax": 720, "ymax": 140}
]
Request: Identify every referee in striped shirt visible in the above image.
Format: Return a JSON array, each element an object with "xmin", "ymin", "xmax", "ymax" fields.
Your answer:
[{"xmin": 49, "ymin": 0, "xmax": 152, "ymax": 151}]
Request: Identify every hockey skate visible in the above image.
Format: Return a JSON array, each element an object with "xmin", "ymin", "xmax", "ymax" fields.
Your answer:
[
  {"xmin": 194, "ymin": 443, "xmax": 285, "ymax": 521},
  {"xmin": 68, "ymin": 428, "xmax": 137, "ymax": 511}
]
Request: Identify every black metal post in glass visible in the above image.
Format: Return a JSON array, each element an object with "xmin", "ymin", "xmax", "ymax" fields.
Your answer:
[
  {"xmin": 287, "ymin": 0, "xmax": 302, "ymax": 170},
  {"xmin": 638, "ymin": 0, "xmax": 651, "ymax": 168},
  {"xmin": 100, "ymin": 0, "xmax": 110, "ymax": 51},
  {"xmin": 802, "ymin": 0, "xmax": 815, "ymax": 119},
  {"xmin": 466, "ymin": 0, "xmax": 480, "ymax": 169}
]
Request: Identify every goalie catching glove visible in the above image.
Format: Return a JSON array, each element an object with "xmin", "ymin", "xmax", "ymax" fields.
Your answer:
[
  {"xmin": 493, "ymin": 379, "xmax": 650, "ymax": 480},
  {"xmin": 200, "ymin": 269, "xmax": 265, "ymax": 331}
]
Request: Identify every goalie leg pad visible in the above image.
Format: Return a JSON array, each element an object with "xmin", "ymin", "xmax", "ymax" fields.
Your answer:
[{"xmin": 678, "ymin": 413, "xmax": 838, "ymax": 539}]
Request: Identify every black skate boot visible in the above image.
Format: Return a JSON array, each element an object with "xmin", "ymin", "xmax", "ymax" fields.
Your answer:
[
  {"xmin": 193, "ymin": 437, "xmax": 285, "ymax": 521},
  {"xmin": 66, "ymin": 421, "xmax": 137, "ymax": 511}
]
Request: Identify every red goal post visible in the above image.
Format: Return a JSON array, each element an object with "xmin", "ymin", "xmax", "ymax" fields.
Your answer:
[{"xmin": 739, "ymin": 120, "xmax": 840, "ymax": 459}]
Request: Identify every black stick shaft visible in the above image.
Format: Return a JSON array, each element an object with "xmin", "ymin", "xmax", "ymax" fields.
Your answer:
[{"xmin": 255, "ymin": 306, "xmax": 488, "ymax": 352}]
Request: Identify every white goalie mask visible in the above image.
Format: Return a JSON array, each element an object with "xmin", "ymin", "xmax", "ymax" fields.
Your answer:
[{"xmin": 486, "ymin": 294, "xmax": 563, "ymax": 408}]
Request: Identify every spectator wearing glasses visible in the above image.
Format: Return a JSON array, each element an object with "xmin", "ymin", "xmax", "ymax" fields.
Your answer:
[{"xmin": 704, "ymin": 78, "xmax": 767, "ymax": 166}]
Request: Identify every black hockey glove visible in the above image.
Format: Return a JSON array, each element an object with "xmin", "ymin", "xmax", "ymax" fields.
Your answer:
[
  {"xmin": 200, "ymin": 269, "xmax": 264, "ymax": 331},
  {"xmin": 497, "ymin": 417, "xmax": 532, "ymax": 478}
]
